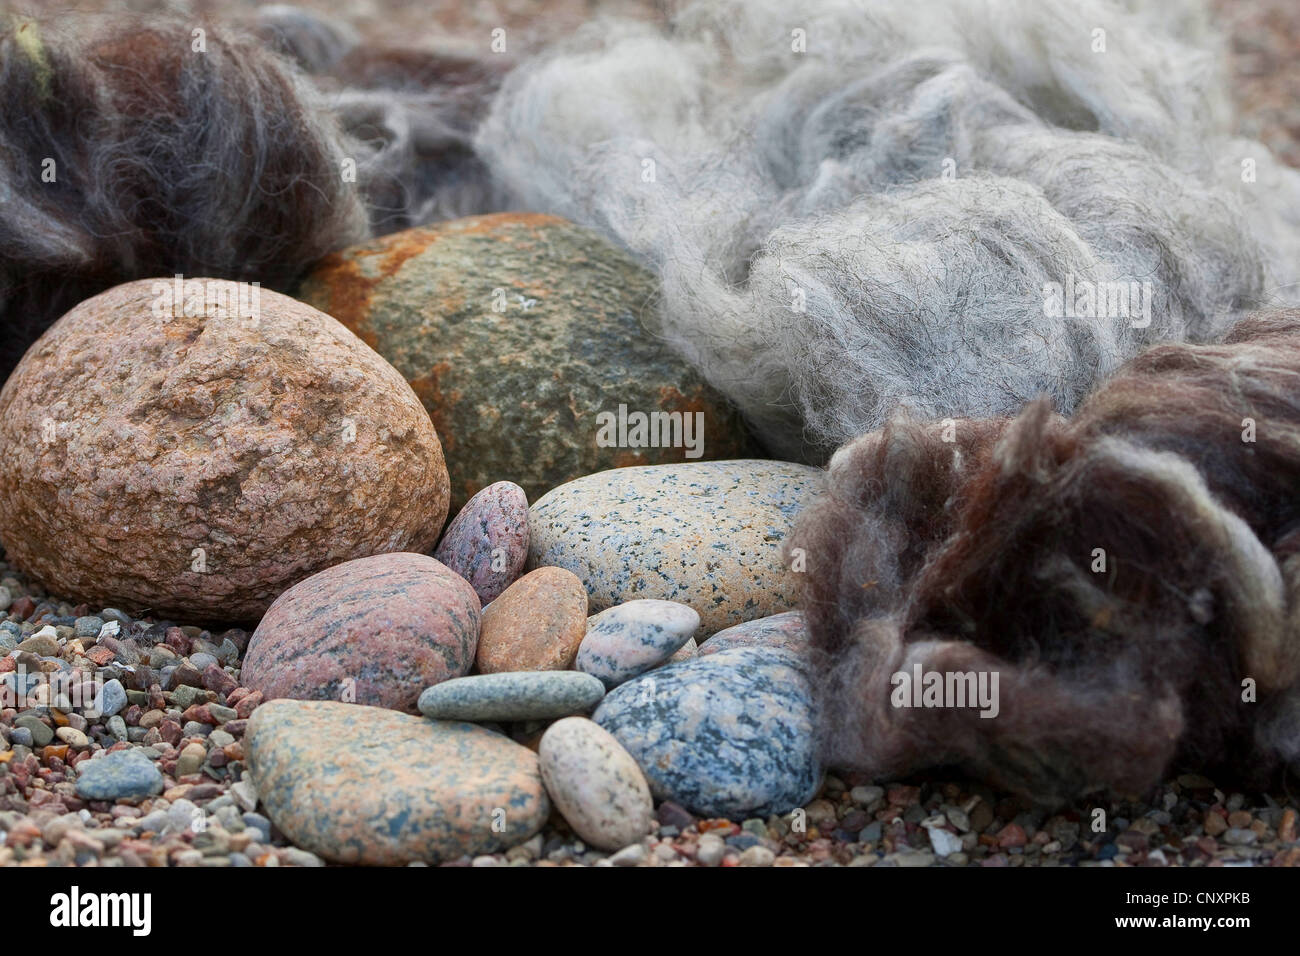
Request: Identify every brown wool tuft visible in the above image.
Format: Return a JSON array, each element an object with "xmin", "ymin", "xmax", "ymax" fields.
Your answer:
[{"xmin": 792, "ymin": 312, "xmax": 1300, "ymax": 804}]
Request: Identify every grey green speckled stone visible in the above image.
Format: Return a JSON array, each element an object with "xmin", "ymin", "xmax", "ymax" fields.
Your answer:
[
  {"xmin": 418, "ymin": 671, "xmax": 606, "ymax": 722},
  {"xmin": 530, "ymin": 460, "xmax": 825, "ymax": 636},
  {"xmin": 698, "ymin": 611, "xmax": 808, "ymax": 658},
  {"xmin": 593, "ymin": 646, "xmax": 822, "ymax": 819},
  {"xmin": 297, "ymin": 213, "xmax": 759, "ymax": 513},
  {"xmin": 246, "ymin": 699, "xmax": 549, "ymax": 865},
  {"xmin": 577, "ymin": 599, "xmax": 699, "ymax": 688}
]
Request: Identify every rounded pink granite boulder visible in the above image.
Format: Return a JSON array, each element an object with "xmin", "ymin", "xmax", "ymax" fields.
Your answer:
[
  {"xmin": 241, "ymin": 552, "xmax": 479, "ymax": 713},
  {"xmin": 0, "ymin": 278, "xmax": 450, "ymax": 622}
]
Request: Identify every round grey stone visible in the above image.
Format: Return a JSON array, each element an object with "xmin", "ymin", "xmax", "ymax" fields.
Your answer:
[
  {"xmin": 593, "ymin": 646, "xmax": 822, "ymax": 819},
  {"xmin": 75, "ymin": 750, "xmax": 164, "ymax": 801}
]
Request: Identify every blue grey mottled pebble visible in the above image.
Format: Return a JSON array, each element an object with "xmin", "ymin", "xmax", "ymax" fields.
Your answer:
[
  {"xmin": 92, "ymin": 678, "xmax": 127, "ymax": 718},
  {"xmin": 75, "ymin": 749, "xmax": 164, "ymax": 801},
  {"xmin": 577, "ymin": 600, "xmax": 699, "ymax": 688},
  {"xmin": 529, "ymin": 461, "xmax": 823, "ymax": 636},
  {"xmin": 593, "ymin": 646, "xmax": 822, "ymax": 818},
  {"xmin": 418, "ymin": 671, "xmax": 606, "ymax": 722}
]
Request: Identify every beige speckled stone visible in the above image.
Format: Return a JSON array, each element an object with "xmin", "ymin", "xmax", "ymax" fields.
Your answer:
[
  {"xmin": 538, "ymin": 717, "xmax": 653, "ymax": 851},
  {"xmin": 530, "ymin": 460, "xmax": 825, "ymax": 635},
  {"xmin": 0, "ymin": 279, "xmax": 450, "ymax": 622},
  {"xmin": 247, "ymin": 699, "xmax": 549, "ymax": 865},
  {"xmin": 477, "ymin": 566, "xmax": 588, "ymax": 673}
]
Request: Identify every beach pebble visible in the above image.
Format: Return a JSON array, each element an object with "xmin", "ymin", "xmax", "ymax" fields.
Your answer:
[
  {"xmin": 476, "ymin": 567, "xmax": 587, "ymax": 673},
  {"xmin": 0, "ymin": 279, "xmax": 449, "ymax": 620},
  {"xmin": 418, "ymin": 672, "xmax": 606, "ymax": 722},
  {"xmin": 538, "ymin": 717, "xmax": 654, "ymax": 851},
  {"xmin": 698, "ymin": 611, "xmax": 808, "ymax": 657},
  {"xmin": 241, "ymin": 553, "xmax": 480, "ymax": 713},
  {"xmin": 74, "ymin": 749, "xmax": 164, "ymax": 801},
  {"xmin": 298, "ymin": 214, "xmax": 757, "ymax": 513},
  {"xmin": 92, "ymin": 678, "xmax": 128, "ymax": 718},
  {"xmin": 576, "ymin": 600, "xmax": 699, "ymax": 688},
  {"xmin": 529, "ymin": 460, "xmax": 823, "ymax": 635},
  {"xmin": 247, "ymin": 700, "xmax": 549, "ymax": 864},
  {"xmin": 434, "ymin": 481, "xmax": 529, "ymax": 605},
  {"xmin": 593, "ymin": 646, "xmax": 821, "ymax": 818}
]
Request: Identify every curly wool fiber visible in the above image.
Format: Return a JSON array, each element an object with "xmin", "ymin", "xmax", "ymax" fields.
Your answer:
[
  {"xmin": 0, "ymin": 11, "xmax": 368, "ymax": 379},
  {"xmin": 790, "ymin": 312, "xmax": 1300, "ymax": 804},
  {"xmin": 252, "ymin": 4, "xmax": 509, "ymax": 232},
  {"xmin": 476, "ymin": 0, "xmax": 1300, "ymax": 461}
]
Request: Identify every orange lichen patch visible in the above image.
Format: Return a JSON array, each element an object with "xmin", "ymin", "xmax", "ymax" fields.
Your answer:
[{"xmin": 408, "ymin": 360, "xmax": 461, "ymax": 453}]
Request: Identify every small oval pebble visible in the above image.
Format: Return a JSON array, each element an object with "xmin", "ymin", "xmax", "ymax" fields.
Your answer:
[
  {"xmin": 698, "ymin": 611, "xmax": 808, "ymax": 657},
  {"xmin": 538, "ymin": 717, "xmax": 654, "ymax": 851},
  {"xmin": 241, "ymin": 553, "xmax": 480, "ymax": 713},
  {"xmin": 434, "ymin": 481, "xmax": 529, "ymax": 605},
  {"xmin": 476, "ymin": 566, "xmax": 587, "ymax": 672},
  {"xmin": 418, "ymin": 672, "xmax": 606, "ymax": 722},
  {"xmin": 247, "ymin": 700, "xmax": 549, "ymax": 864},
  {"xmin": 577, "ymin": 600, "xmax": 699, "ymax": 688}
]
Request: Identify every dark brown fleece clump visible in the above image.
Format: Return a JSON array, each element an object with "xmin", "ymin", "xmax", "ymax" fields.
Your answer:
[
  {"xmin": 792, "ymin": 313, "xmax": 1300, "ymax": 804},
  {"xmin": 0, "ymin": 12, "xmax": 368, "ymax": 380}
]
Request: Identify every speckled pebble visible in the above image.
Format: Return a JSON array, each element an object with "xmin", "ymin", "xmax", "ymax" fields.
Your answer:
[
  {"xmin": 418, "ymin": 671, "xmax": 606, "ymax": 722},
  {"xmin": 434, "ymin": 481, "xmax": 529, "ymax": 605},
  {"xmin": 246, "ymin": 700, "xmax": 549, "ymax": 865},
  {"xmin": 529, "ymin": 460, "xmax": 823, "ymax": 635},
  {"xmin": 91, "ymin": 678, "xmax": 128, "ymax": 718},
  {"xmin": 538, "ymin": 717, "xmax": 654, "ymax": 851},
  {"xmin": 476, "ymin": 566, "xmax": 588, "ymax": 673},
  {"xmin": 698, "ymin": 611, "xmax": 808, "ymax": 658},
  {"xmin": 593, "ymin": 646, "xmax": 822, "ymax": 819},
  {"xmin": 74, "ymin": 749, "xmax": 164, "ymax": 801},
  {"xmin": 577, "ymin": 600, "xmax": 699, "ymax": 688},
  {"xmin": 241, "ymin": 553, "xmax": 480, "ymax": 713}
]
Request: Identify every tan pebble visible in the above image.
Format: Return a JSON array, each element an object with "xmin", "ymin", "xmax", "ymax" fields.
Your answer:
[{"xmin": 477, "ymin": 567, "xmax": 587, "ymax": 672}]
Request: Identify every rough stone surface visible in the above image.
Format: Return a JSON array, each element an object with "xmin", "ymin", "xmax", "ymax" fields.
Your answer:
[
  {"xmin": 433, "ymin": 481, "xmax": 529, "ymax": 605},
  {"xmin": 0, "ymin": 279, "xmax": 449, "ymax": 622},
  {"xmin": 74, "ymin": 749, "xmax": 164, "ymax": 801},
  {"xmin": 577, "ymin": 600, "xmax": 699, "ymax": 688},
  {"xmin": 476, "ymin": 566, "xmax": 588, "ymax": 673},
  {"xmin": 593, "ymin": 646, "xmax": 822, "ymax": 819},
  {"xmin": 698, "ymin": 611, "xmax": 808, "ymax": 658},
  {"xmin": 418, "ymin": 671, "xmax": 606, "ymax": 722},
  {"xmin": 538, "ymin": 717, "xmax": 654, "ymax": 851},
  {"xmin": 246, "ymin": 699, "xmax": 549, "ymax": 865},
  {"xmin": 297, "ymin": 213, "xmax": 759, "ymax": 513},
  {"xmin": 241, "ymin": 553, "xmax": 479, "ymax": 713},
  {"xmin": 530, "ymin": 461, "xmax": 823, "ymax": 635}
]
